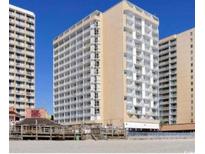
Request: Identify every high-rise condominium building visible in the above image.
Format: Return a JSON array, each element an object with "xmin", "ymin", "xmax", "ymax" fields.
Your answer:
[
  {"xmin": 53, "ymin": 0, "xmax": 159, "ymax": 130},
  {"xmin": 9, "ymin": 5, "xmax": 35, "ymax": 119},
  {"xmin": 159, "ymin": 28, "xmax": 195, "ymax": 125}
]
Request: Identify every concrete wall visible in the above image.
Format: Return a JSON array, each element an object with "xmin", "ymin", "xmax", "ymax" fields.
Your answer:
[
  {"xmin": 176, "ymin": 28, "xmax": 195, "ymax": 124},
  {"xmin": 160, "ymin": 123, "xmax": 195, "ymax": 131}
]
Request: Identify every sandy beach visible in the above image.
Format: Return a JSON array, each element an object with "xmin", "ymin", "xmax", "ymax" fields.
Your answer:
[{"xmin": 10, "ymin": 138, "xmax": 194, "ymax": 153}]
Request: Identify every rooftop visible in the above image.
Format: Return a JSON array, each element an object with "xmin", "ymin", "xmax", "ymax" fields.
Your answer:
[
  {"xmin": 9, "ymin": 4, "xmax": 35, "ymax": 16},
  {"xmin": 16, "ymin": 118, "xmax": 60, "ymax": 126}
]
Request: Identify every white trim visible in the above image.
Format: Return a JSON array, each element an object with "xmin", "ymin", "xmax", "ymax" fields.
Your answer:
[
  {"xmin": 124, "ymin": 122, "xmax": 159, "ymax": 129},
  {"xmin": 9, "ymin": 4, "xmax": 35, "ymax": 16}
]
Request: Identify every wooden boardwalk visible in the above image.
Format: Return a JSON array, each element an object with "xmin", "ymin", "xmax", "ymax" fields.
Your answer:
[{"xmin": 10, "ymin": 124, "xmax": 127, "ymax": 140}]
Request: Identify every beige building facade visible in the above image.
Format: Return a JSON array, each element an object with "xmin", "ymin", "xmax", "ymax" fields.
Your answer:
[
  {"xmin": 9, "ymin": 5, "xmax": 35, "ymax": 119},
  {"xmin": 159, "ymin": 28, "xmax": 195, "ymax": 125},
  {"xmin": 53, "ymin": 0, "xmax": 159, "ymax": 129}
]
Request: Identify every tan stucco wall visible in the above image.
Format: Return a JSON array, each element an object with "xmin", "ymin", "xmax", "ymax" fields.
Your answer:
[
  {"xmin": 160, "ymin": 123, "xmax": 195, "ymax": 131},
  {"xmin": 102, "ymin": 2, "xmax": 125, "ymax": 126},
  {"xmin": 176, "ymin": 28, "xmax": 195, "ymax": 124}
]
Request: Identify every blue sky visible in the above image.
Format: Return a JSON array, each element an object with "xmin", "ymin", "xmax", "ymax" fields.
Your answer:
[{"xmin": 9, "ymin": 0, "xmax": 195, "ymax": 115}]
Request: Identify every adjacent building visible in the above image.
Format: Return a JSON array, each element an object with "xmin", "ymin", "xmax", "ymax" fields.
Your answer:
[
  {"xmin": 159, "ymin": 28, "xmax": 195, "ymax": 125},
  {"xmin": 25, "ymin": 108, "xmax": 49, "ymax": 119},
  {"xmin": 53, "ymin": 0, "xmax": 159, "ymax": 130},
  {"xmin": 9, "ymin": 4, "xmax": 35, "ymax": 119},
  {"xmin": 9, "ymin": 106, "xmax": 21, "ymax": 124}
]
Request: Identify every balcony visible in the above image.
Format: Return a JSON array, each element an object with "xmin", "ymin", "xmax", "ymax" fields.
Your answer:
[
  {"xmin": 170, "ymin": 111, "xmax": 176, "ymax": 115},
  {"xmin": 152, "ymin": 89, "xmax": 158, "ymax": 94},
  {"xmin": 136, "ymin": 110, "xmax": 142, "ymax": 115},
  {"xmin": 27, "ymin": 24, "xmax": 35, "ymax": 30},
  {"xmin": 27, "ymin": 18, "xmax": 34, "ymax": 24},
  {"xmin": 26, "ymin": 51, "xmax": 34, "ymax": 57},
  {"xmin": 159, "ymin": 100, "xmax": 169, "ymax": 105},
  {"xmin": 9, "ymin": 75, "xmax": 16, "ymax": 80},
  {"xmin": 26, "ymin": 37, "xmax": 35, "ymax": 44},
  {"xmin": 144, "ymin": 26, "xmax": 152, "ymax": 37},
  {"xmin": 159, "ymin": 83, "xmax": 169, "ymax": 88},
  {"xmin": 9, "ymin": 25, "xmax": 15, "ymax": 31},
  {"xmin": 135, "ymin": 92, "xmax": 142, "ymax": 97},
  {"xmin": 151, "ymin": 112, "xmax": 158, "ymax": 117},
  {"xmin": 9, "ymin": 40, "xmax": 15, "ymax": 45},
  {"xmin": 126, "ymin": 20, "xmax": 134, "ymax": 29},
  {"xmin": 18, "ymin": 15, "xmax": 26, "ymax": 21},
  {"xmin": 15, "ymin": 76, "xmax": 25, "ymax": 81},
  {"xmin": 16, "ymin": 91, "xmax": 25, "ymax": 95},
  {"xmin": 27, "ymin": 31, "xmax": 34, "ymax": 37},
  {"xmin": 16, "ymin": 42, "xmax": 25, "ymax": 48},
  {"xmin": 170, "ymin": 76, "xmax": 177, "ymax": 81},
  {"xmin": 159, "ymin": 72, "xmax": 169, "ymax": 78},
  {"xmin": 170, "ymin": 117, "xmax": 176, "ymax": 122},
  {"xmin": 159, "ymin": 56, "xmax": 169, "ymax": 61},
  {"xmin": 135, "ymin": 28, "xmax": 142, "ymax": 34},
  {"xmin": 152, "ymin": 47, "xmax": 158, "ymax": 54},
  {"xmin": 27, "ymin": 65, "xmax": 35, "ymax": 70},
  {"xmin": 9, "ymin": 32, "xmax": 16, "ymax": 38},
  {"xmin": 9, "ymin": 61, "xmax": 15, "ymax": 66},
  {"xmin": 27, "ymin": 71, "xmax": 35, "ymax": 77},
  {"xmin": 170, "ymin": 100, "xmax": 177, "ymax": 104},
  {"xmin": 169, "ymin": 64, "xmax": 176, "ymax": 69},
  {"xmin": 170, "ymin": 42, "xmax": 176, "ymax": 46},
  {"xmin": 9, "ymin": 82, "xmax": 15, "ymax": 87},
  {"xmin": 170, "ymin": 47, "xmax": 177, "ymax": 51},
  {"xmin": 135, "ymin": 20, "xmax": 141, "ymax": 27},
  {"xmin": 16, "ymin": 70, "xmax": 25, "ymax": 75},
  {"xmin": 170, "ymin": 88, "xmax": 176, "ymax": 92},
  {"xmin": 16, "ymin": 22, "xmax": 25, "ymax": 28},
  {"xmin": 135, "ymin": 37, "xmax": 142, "ymax": 44},
  {"xmin": 26, "ymin": 58, "xmax": 34, "ymax": 63},
  {"xmin": 135, "ymin": 60, "xmax": 143, "ymax": 67},
  {"xmin": 160, "ymin": 106, "xmax": 169, "ymax": 111},
  {"xmin": 160, "ymin": 112, "xmax": 169, "ymax": 116},
  {"xmin": 16, "ymin": 35, "xmax": 25, "ymax": 41},
  {"xmin": 159, "ymin": 60, "xmax": 169, "ymax": 66},
  {"xmin": 9, "ymin": 12, "xmax": 15, "ymax": 17},
  {"xmin": 27, "ymin": 92, "xmax": 34, "ymax": 96},
  {"xmin": 16, "ymin": 28, "xmax": 25, "ymax": 34},
  {"xmin": 160, "ymin": 90, "xmax": 169, "ymax": 95},
  {"xmin": 159, "ymin": 43, "xmax": 169, "ymax": 49},
  {"xmin": 170, "ymin": 106, "xmax": 176, "ymax": 110},
  {"xmin": 124, "ymin": 26, "xmax": 133, "ymax": 34},
  {"xmin": 16, "ymin": 63, "xmax": 25, "ymax": 68},
  {"xmin": 26, "ymin": 45, "xmax": 34, "ymax": 50},
  {"xmin": 16, "ymin": 98, "xmax": 25, "ymax": 102},
  {"xmin": 16, "ymin": 56, "xmax": 25, "ymax": 61},
  {"xmin": 159, "ymin": 48, "xmax": 169, "ymax": 55}
]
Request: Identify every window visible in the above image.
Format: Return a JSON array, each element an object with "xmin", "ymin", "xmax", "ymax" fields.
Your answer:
[
  {"xmin": 190, "ymin": 44, "xmax": 193, "ymax": 48},
  {"xmin": 191, "ymin": 50, "xmax": 193, "ymax": 55},
  {"xmin": 190, "ymin": 32, "xmax": 193, "ymax": 36}
]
